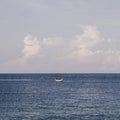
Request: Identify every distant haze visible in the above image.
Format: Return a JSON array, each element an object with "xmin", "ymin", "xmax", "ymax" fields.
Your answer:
[{"xmin": 0, "ymin": 0, "xmax": 120, "ymax": 73}]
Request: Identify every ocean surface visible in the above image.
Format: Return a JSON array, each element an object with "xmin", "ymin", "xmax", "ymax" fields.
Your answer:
[{"xmin": 0, "ymin": 73, "xmax": 120, "ymax": 120}]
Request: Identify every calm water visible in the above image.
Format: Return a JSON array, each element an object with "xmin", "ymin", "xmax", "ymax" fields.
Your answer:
[{"xmin": 0, "ymin": 73, "xmax": 120, "ymax": 120}]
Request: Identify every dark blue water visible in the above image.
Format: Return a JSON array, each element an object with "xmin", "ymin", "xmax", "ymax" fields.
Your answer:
[{"xmin": 0, "ymin": 73, "xmax": 120, "ymax": 120}]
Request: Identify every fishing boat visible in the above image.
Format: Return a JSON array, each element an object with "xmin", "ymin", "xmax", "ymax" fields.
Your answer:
[{"xmin": 55, "ymin": 78, "xmax": 64, "ymax": 82}]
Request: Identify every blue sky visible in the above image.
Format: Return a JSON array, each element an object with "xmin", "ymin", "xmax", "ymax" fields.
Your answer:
[{"xmin": 0, "ymin": 0, "xmax": 120, "ymax": 73}]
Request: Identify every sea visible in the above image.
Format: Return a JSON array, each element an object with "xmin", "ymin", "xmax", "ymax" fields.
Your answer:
[{"xmin": 0, "ymin": 73, "xmax": 120, "ymax": 120}]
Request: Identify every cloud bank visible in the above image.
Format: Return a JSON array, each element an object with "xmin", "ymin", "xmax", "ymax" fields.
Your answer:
[{"xmin": 1, "ymin": 25, "xmax": 120, "ymax": 72}]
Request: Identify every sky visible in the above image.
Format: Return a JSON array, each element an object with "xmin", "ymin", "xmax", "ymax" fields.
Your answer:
[{"xmin": 0, "ymin": 0, "xmax": 120, "ymax": 73}]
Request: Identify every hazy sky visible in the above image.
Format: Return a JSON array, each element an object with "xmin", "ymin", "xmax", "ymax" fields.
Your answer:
[{"xmin": 0, "ymin": 0, "xmax": 120, "ymax": 73}]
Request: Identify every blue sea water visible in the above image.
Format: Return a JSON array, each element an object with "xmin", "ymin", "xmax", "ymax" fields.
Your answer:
[{"xmin": 0, "ymin": 73, "xmax": 120, "ymax": 120}]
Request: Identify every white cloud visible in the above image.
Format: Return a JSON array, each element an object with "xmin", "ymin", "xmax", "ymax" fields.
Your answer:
[
  {"xmin": 63, "ymin": 25, "xmax": 120, "ymax": 72},
  {"xmin": 74, "ymin": 25, "xmax": 100, "ymax": 49},
  {"xmin": 0, "ymin": 25, "xmax": 120, "ymax": 72},
  {"xmin": 5, "ymin": 34, "xmax": 63, "ymax": 65},
  {"xmin": 66, "ymin": 25, "xmax": 102, "ymax": 59},
  {"xmin": 19, "ymin": 34, "xmax": 41, "ymax": 64}
]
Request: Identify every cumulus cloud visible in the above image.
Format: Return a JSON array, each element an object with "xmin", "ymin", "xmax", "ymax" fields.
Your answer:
[
  {"xmin": 66, "ymin": 25, "xmax": 102, "ymax": 59},
  {"xmin": 14, "ymin": 34, "xmax": 64, "ymax": 65},
  {"xmin": 19, "ymin": 34, "xmax": 41, "ymax": 64},
  {"xmin": 63, "ymin": 25, "xmax": 120, "ymax": 71},
  {"xmin": 74, "ymin": 25, "xmax": 100, "ymax": 49},
  {"xmin": 1, "ymin": 25, "xmax": 120, "ymax": 72}
]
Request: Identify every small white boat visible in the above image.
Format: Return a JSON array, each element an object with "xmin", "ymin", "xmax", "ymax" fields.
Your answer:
[{"xmin": 55, "ymin": 78, "xmax": 64, "ymax": 82}]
